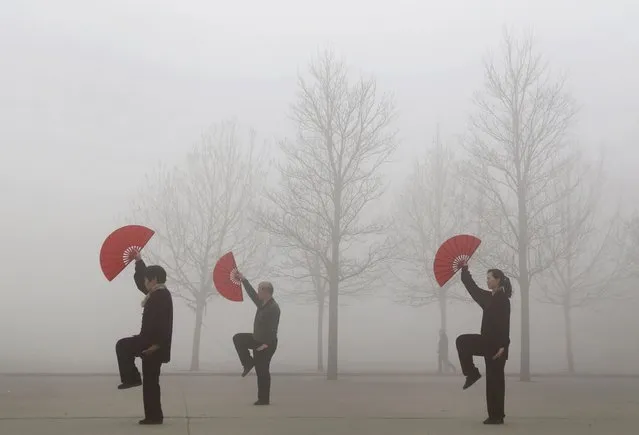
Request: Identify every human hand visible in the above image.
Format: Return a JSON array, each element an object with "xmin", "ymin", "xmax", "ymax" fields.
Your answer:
[
  {"xmin": 492, "ymin": 347, "xmax": 505, "ymax": 360},
  {"xmin": 233, "ymin": 270, "xmax": 244, "ymax": 281},
  {"xmin": 142, "ymin": 344, "xmax": 160, "ymax": 356},
  {"xmin": 256, "ymin": 344, "xmax": 268, "ymax": 352}
]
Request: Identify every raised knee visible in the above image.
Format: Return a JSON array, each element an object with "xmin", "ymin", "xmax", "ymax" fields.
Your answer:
[
  {"xmin": 455, "ymin": 335, "xmax": 466, "ymax": 348},
  {"xmin": 116, "ymin": 338, "xmax": 125, "ymax": 352}
]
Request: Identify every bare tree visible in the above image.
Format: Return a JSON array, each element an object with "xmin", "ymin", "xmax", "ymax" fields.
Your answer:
[
  {"xmin": 393, "ymin": 127, "xmax": 471, "ymax": 366},
  {"xmin": 270, "ymin": 215, "xmax": 330, "ymax": 372},
  {"xmin": 274, "ymin": 221, "xmax": 383, "ymax": 373},
  {"xmin": 536, "ymin": 155, "xmax": 627, "ymax": 373},
  {"xmin": 133, "ymin": 120, "xmax": 271, "ymax": 371},
  {"xmin": 273, "ymin": 212, "xmax": 386, "ymax": 373},
  {"xmin": 462, "ymin": 30, "xmax": 577, "ymax": 381},
  {"xmin": 256, "ymin": 49, "xmax": 398, "ymax": 380},
  {"xmin": 631, "ymin": 223, "xmax": 639, "ymax": 276}
]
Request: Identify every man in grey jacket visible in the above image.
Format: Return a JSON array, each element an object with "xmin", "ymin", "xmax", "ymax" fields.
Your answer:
[{"xmin": 232, "ymin": 271, "xmax": 281, "ymax": 405}]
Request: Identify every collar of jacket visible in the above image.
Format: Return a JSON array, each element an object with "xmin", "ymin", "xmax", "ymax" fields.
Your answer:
[
  {"xmin": 260, "ymin": 298, "xmax": 275, "ymax": 309},
  {"xmin": 141, "ymin": 284, "xmax": 167, "ymax": 307}
]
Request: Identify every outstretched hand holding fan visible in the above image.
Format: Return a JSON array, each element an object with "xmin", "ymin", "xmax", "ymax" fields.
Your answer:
[
  {"xmin": 433, "ymin": 234, "xmax": 481, "ymax": 287},
  {"xmin": 212, "ymin": 252, "xmax": 244, "ymax": 302},
  {"xmin": 99, "ymin": 225, "xmax": 155, "ymax": 281},
  {"xmin": 100, "ymin": 227, "xmax": 248, "ymax": 305}
]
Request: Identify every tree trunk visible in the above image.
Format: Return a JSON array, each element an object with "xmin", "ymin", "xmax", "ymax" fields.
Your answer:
[
  {"xmin": 327, "ymin": 183, "xmax": 341, "ymax": 381},
  {"xmin": 518, "ymin": 189, "xmax": 531, "ymax": 382},
  {"xmin": 317, "ymin": 298, "xmax": 325, "ymax": 372},
  {"xmin": 439, "ymin": 288, "xmax": 448, "ymax": 332},
  {"xmin": 563, "ymin": 300, "xmax": 575, "ymax": 374},
  {"xmin": 519, "ymin": 277, "xmax": 531, "ymax": 381},
  {"xmin": 564, "ymin": 198, "xmax": 575, "ymax": 374},
  {"xmin": 326, "ymin": 260, "xmax": 339, "ymax": 380},
  {"xmin": 189, "ymin": 302, "xmax": 204, "ymax": 371},
  {"xmin": 437, "ymin": 288, "xmax": 447, "ymax": 374}
]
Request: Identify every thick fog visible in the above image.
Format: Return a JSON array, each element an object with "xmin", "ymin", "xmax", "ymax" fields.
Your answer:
[{"xmin": 1, "ymin": 0, "xmax": 638, "ymax": 377}]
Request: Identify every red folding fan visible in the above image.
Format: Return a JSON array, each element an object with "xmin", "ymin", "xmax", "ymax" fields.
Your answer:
[
  {"xmin": 433, "ymin": 234, "xmax": 482, "ymax": 287},
  {"xmin": 213, "ymin": 251, "xmax": 243, "ymax": 302},
  {"xmin": 99, "ymin": 225, "xmax": 155, "ymax": 282}
]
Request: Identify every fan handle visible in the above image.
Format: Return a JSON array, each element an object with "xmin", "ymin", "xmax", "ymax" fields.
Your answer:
[
  {"xmin": 453, "ymin": 256, "xmax": 470, "ymax": 271},
  {"xmin": 123, "ymin": 246, "xmax": 142, "ymax": 265},
  {"xmin": 230, "ymin": 268, "xmax": 242, "ymax": 285}
]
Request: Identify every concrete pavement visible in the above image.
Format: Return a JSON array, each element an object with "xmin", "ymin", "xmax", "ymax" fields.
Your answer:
[{"xmin": 1, "ymin": 374, "xmax": 637, "ymax": 434}]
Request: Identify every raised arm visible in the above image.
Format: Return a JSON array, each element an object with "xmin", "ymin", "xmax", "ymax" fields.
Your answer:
[
  {"xmin": 241, "ymin": 278, "xmax": 260, "ymax": 307},
  {"xmin": 460, "ymin": 266, "xmax": 491, "ymax": 309},
  {"xmin": 134, "ymin": 259, "xmax": 148, "ymax": 294}
]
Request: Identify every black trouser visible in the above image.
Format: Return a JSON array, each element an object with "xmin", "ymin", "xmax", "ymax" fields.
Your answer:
[
  {"xmin": 456, "ymin": 334, "xmax": 506, "ymax": 419},
  {"xmin": 233, "ymin": 333, "xmax": 277, "ymax": 402},
  {"xmin": 116, "ymin": 336, "xmax": 164, "ymax": 420}
]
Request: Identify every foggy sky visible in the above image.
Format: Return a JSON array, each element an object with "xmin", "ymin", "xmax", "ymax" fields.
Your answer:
[{"xmin": 1, "ymin": 0, "xmax": 638, "ymax": 374}]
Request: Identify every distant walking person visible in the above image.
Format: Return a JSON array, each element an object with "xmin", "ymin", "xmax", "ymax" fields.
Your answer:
[
  {"xmin": 456, "ymin": 265, "xmax": 511, "ymax": 425},
  {"xmin": 438, "ymin": 329, "xmax": 457, "ymax": 374},
  {"xmin": 232, "ymin": 271, "xmax": 281, "ymax": 405},
  {"xmin": 115, "ymin": 251, "xmax": 173, "ymax": 425}
]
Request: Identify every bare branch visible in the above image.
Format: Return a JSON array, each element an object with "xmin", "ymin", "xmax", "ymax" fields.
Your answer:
[
  {"xmin": 462, "ymin": 30, "xmax": 577, "ymax": 284},
  {"xmin": 255, "ymin": 49, "xmax": 398, "ymax": 302},
  {"xmin": 131, "ymin": 120, "xmax": 272, "ymax": 306},
  {"xmin": 391, "ymin": 128, "xmax": 474, "ymax": 307},
  {"xmin": 252, "ymin": 50, "xmax": 398, "ymax": 378}
]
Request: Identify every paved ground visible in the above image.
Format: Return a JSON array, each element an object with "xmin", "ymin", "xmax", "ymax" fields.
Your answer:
[{"xmin": 1, "ymin": 374, "xmax": 638, "ymax": 434}]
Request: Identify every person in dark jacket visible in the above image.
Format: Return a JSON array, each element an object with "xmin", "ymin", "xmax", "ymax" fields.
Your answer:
[
  {"xmin": 115, "ymin": 250, "xmax": 173, "ymax": 425},
  {"xmin": 456, "ymin": 264, "xmax": 511, "ymax": 425},
  {"xmin": 232, "ymin": 271, "xmax": 281, "ymax": 406}
]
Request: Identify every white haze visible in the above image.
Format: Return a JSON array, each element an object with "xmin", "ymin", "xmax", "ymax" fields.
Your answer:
[{"xmin": 1, "ymin": 0, "xmax": 638, "ymax": 374}]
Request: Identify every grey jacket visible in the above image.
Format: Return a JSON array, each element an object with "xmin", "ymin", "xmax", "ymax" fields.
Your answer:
[{"xmin": 241, "ymin": 279, "xmax": 281, "ymax": 345}]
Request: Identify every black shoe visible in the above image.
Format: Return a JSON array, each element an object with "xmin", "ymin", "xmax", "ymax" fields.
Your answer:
[
  {"xmin": 138, "ymin": 418, "xmax": 163, "ymax": 425},
  {"xmin": 242, "ymin": 363, "xmax": 254, "ymax": 377},
  {"xmin": 483, "ymin": 417, "xmax": 504, "ymax": 425},
  {"xmin": 118, "ymin": 381, "xmax": 142, "ymax": 390},
  {"xmin": 462, "ymin": 372, "xmax": 481, "ymax": 390},
  {"xmin": 253, "ymin": 400, "xmax": 269, "ymax": 406}
]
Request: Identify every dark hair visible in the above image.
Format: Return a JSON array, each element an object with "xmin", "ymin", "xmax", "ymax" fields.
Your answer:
[
  {"xmin": 144, "ymin": 265, "xmax": 167, "ymax": 284},
  {"xmin": 487, "ymin": 268, "xmax": 512, "ymax": 298}
]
